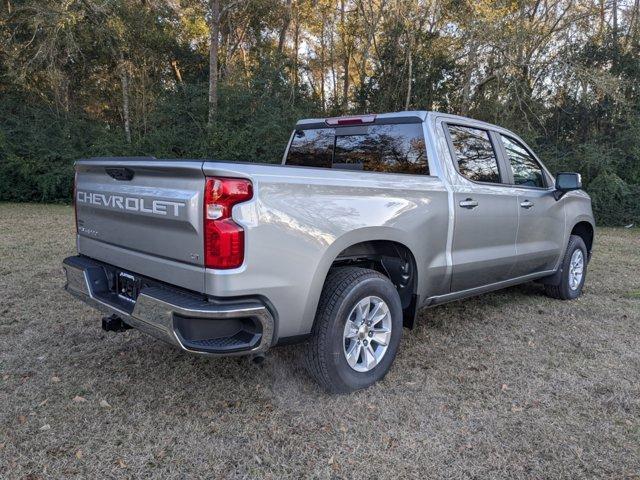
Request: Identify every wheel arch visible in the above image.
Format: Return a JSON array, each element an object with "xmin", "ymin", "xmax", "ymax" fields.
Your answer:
[
  {"xmin": 304, "ymin": 229, "xmax": 420, "ymax": 331},
  {"xmin": 570, "ymin": 220, "xmax": 594, "ymax": 260},
  {"xmin": 541, "ymin": 218, "xmax": 594, "ymax": 287}
]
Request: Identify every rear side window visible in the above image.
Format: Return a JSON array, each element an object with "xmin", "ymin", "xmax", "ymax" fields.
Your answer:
[
  {"xmin": 500, "ymin": 135, "xmax": 546, "ymax": 188},
  {"xmin": 285, "ymin": 123, "xmax": 429, "ymax": 175},
  {"xmin": 447, "ymin": 125, "xmax": 500, "ymax": 183}
]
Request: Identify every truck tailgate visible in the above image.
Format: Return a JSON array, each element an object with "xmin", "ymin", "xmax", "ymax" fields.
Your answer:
[{"xmin": 75, "ymin": 158, "xmax": 205, "ymax": 292}]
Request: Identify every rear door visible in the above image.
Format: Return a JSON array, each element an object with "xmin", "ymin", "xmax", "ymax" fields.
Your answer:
[
  {"xmin": 445, "ymin": 124, "xmax": 519, "ymax": 292},
  {"xmin": 75, "ymin": 158, "xmax": 206, "ymax": 291},
  {"xmin": 496, "ymin": 135, "xmax": 565, "ymax": 276}
]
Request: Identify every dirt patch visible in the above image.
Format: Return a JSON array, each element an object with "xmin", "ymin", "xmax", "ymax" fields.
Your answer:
[{"xmin": 1, "ymin": 203, "xmax": 639, "ymax": 479}]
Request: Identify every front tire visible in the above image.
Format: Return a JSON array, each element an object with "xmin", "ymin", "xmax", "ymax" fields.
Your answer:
[
  {"xmin": 304, "ymin": 267, "xmax": 403, "ymax": 393},
  {"xmin": 545, "ymin": 235, "xmax": 588, "ymax": 300}
]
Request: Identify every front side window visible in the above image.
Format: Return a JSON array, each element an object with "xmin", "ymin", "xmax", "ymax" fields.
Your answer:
[
  {"xmin": 447, "ymin": 125, "xmax": 501, "ymax": 183},
  {"xmin": 285, "ymin": 123, "xmax": 429, "ymax": 175},
  {"xmin": 501, "ymin": 135, "xmax": 546, "ymax": 188}
]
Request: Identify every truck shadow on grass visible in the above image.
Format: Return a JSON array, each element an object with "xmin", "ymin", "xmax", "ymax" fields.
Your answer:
[
  {"xmin": 78, "ymin": 280, "xmax": 557, "ymax": 403},
  {"xmin": 418, "ymin": 282, "xmax": 555, "ymax": 330}
]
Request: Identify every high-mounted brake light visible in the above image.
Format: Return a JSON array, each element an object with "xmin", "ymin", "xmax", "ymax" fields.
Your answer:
[
  {"xmin": 325, "ymin": 114, "xmax": 376, "ymax": 126},
  {"xmin": 204, "ymin": 177, "xmax": 253, "ymax": 269}
]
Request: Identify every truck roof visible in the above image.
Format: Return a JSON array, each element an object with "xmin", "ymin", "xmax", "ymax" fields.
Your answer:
[
  {"xmin": 295, "ymin": 111, "xmax": 427, "ymax": 129},
  {"xmin": 294, "ymin": 110, "xmax": 503, "ymax": 131}
]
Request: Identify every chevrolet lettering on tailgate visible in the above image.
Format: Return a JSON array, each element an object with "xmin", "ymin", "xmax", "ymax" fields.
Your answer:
[{"xmin": 76, "ymin": 191, "xmax": 186, "ymax": 217}]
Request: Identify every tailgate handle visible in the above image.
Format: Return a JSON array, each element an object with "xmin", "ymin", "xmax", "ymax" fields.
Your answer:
[{"xmin": 105, "ymin": 167, "xmax": 135, "ymax": 181}]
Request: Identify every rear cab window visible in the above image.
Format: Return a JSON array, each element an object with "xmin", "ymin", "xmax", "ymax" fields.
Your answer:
[
  {"xmin": 285, "ymin": 128, "xmax": 333, "ymax": 168},
  {"xmin": 285, "ymin": 123, "xmax": 429, "ymax": 175}
]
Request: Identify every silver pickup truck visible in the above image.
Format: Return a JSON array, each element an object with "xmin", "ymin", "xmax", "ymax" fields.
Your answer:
[{"xmin": 63, "ymin": 111, "xmax": 594, "ymax": 392}]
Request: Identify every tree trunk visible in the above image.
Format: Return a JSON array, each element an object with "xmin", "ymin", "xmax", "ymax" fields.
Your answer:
[
  {"xmin": 329, "ymin": 20, "xmax": 338, "ymax": 106},
  {"xmin": 277, "ymin": 0, "xmax": 292, "ymax": 55},
  {"xmin": 461, "ymin": 40, "xmax": 477, "ymax": 115},
  {"xmin": 119, "ymin": 52, "xmax": 132, "ymax": 144},
  {"xmin": 171, "ymin": 60, "xmax": 183, "ymax": 83},
  {"xmin": 292, "ymin": 14, "xmax": 299, "ymax": 99},
  {"xmin": 340, "ymin": 0, "xmax": 349, "ymax": 111},
  {"xmin": 320, "ymin": 20, "xmax": 326, "ymax": 112},
  {"xmin": 634, "ymin": 0, "xmax": 640, "ymax": 42},
  {"xmin": 240, "ymin": 44, "xmax": 249, "ymax": 83},
  {"xmin": 341, "ymin": 60, "xmax": 349, "ymax": 111},
  {"xmin": 142, "ymin": 59, "xmax": 148, "ymax": 135},
  {"xmin": 405, "ymin": 45, "xmax": 412, "ymax": 110},
  {"xmin": 612, "ymin": 0, "xmax": 618, "ymax": 45},
  {"xmin": 208, "ymin": 0, "xmax": 220, "ymax": 126}
]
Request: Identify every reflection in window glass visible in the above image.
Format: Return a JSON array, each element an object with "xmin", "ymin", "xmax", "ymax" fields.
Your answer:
[
  {"xmin": 501, "ymin": 135, "xmax": 546, "ymax": 188},
  {"xmin": 333, "ymin": 124, "xmax": 428, "ymax": 175},
  {"xmin": 447, "ymin": 125, "xmax": 500, "ymax": 183},
  {"xmin": 286, "ymin": 128, "xmax": 333, "ymax": 168},
  {"xmin": 285, "ymin": 123, "xmax": 429, "ymax": 175}
]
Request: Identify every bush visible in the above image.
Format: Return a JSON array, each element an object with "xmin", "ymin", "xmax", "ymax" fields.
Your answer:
[
  {"xmin": 0, "ymin": 76, "xmax": 316, "ymax": 204},
  {"xmin": 587, "ymin": 172, "xmax": 640, "ymax": 226},
  {"xmin": 0, "ymin": 154, "xmax": 73, "ymax": 203}
]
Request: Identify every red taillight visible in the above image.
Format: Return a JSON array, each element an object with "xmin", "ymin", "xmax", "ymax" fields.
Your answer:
[
  {"xmin": 325, "ymin": 114, "xmax": 376, "ymax": 126},
  {"xmin": 204, "ymin": 177, "xmax": 253, "ymax": 269}
]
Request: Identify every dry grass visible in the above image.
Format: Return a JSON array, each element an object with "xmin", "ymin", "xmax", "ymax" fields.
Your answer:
[{"xmin": 1, "ymin": 202, "xmax": 639, "ymax": 479}]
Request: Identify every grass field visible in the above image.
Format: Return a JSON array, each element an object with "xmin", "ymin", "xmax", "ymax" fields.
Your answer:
[{"xmin": 1, "ymin": 203, "xmax": 639, "ymax": 479}]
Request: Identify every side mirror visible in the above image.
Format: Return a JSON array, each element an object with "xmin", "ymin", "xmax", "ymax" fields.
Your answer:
[{"xmin": 554, "ymin": 172, "xmax": 582, "ymax": 200}]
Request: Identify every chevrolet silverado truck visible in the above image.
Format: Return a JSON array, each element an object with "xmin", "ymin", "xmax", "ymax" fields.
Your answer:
[{"xmin": 63, "ymin": 111, "xmax": 594, "ymax": 393}]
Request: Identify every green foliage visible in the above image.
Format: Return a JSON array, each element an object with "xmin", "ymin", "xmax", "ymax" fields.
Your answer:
[
  {"xmin": 0, "ymin": 95, "xmax": 87, "ymax": 202},
  {"xmin": 587, "ymin": 172, "xmax": 640, "ymax": 227},
  {"xmin": 0, "ymin": 0, "xmax": 638, "ymax": 227},
  {"xmin": 0, "ymin": 70, "xmax": 315, "ymax": 203}
]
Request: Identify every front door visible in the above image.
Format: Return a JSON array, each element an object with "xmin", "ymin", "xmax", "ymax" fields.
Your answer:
[
  {"xmin": 514, "ymin": 189, "xmax": 565, "ymax": 275},
  {"xmin": 496, "ymin": 134, "xmax": 565, "ymax": 276}
]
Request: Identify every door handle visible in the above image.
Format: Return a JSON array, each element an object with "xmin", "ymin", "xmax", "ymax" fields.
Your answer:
[
  {"xmin": 520, "ymin": 200, "xmax": 534, "ymax": 209},
  {"xmin": 459, "ymin": 198, "xmax": 479, "ymax": 209}
]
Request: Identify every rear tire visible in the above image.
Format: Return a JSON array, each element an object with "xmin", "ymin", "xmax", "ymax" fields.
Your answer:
[
  {"xmin": 303, "ymin": 267, "xmax": 403, "ymax": 393},
  {"xmin": 545, "ymin": 235, "xmax": 588, "ymax": 300}
]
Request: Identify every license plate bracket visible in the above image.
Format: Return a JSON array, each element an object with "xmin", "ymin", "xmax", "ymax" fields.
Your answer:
[{"xmin": 117, "ymin": 271, "xmax": 141, "ymax": 302}]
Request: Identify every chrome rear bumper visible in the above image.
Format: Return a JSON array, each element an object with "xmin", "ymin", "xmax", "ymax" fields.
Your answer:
[{"xmin": 63, "ymin": 256, "xmax": 275, "ymax": 356}]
